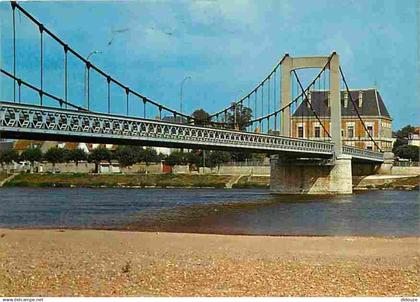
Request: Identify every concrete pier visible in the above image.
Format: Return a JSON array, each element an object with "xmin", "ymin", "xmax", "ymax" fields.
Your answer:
[{"xmin": 270, "ymin": 155, "xmax": 353, "ymax": 194}]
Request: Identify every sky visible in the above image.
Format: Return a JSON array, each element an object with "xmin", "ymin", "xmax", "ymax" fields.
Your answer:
[{"xmin": 0, "ymin": 0, "xmax": 418, "ymax": 129}]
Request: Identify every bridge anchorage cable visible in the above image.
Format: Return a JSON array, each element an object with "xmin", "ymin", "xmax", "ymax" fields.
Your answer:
[
  {"xmin": 292, "ymin": 70, "xmax": 331, "ymax": 138},
  {"xmin": 339, "ymin": 67, "xmax": 383, "ymax": 152}
]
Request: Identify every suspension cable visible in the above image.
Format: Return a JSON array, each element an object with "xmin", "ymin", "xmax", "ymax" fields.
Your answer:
[
  {"xmin": 208, "ymin": 54, "xmax": 288, "ymax": 119},
  {"xmin": 339, "ymin": 67, "xmax": 382, "ymax": 152},
  {"xmin": 10, "ymin": 1, "xmax": 197, "ymax": 122},
  {"xmin": 1, "ymin": 68, "xmax": 86, "ymax": 111},
  {"xmin": 248, "ymin": 54, "xmax": 333, "ymax": 125}
]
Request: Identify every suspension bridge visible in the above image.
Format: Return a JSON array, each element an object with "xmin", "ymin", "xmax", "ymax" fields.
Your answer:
[{"xmin": 0, "ymin": 1, "xmax": 391, "ymax": 194}]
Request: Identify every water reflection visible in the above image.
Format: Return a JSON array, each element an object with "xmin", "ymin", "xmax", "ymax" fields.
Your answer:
[{"xmin": 0, "ymin": 187, "xmax": 418, "ymax": 236}]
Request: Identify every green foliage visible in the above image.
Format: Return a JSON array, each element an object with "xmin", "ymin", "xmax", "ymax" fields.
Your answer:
[
  {"xmin": 392, "ymin": 125, "xmax": 416, "ymax": 152},
  {"xmin": 88, "ymin": 147, "xmax": 112, "ymax": 164},
  {"xmin": 138, "ymin": 148, "xmax": 159, "ymax": 165},
  {"xmin": 114, "ymin": 146, "xmax": 138, "ymax": 167},
  {"xmin": 225, "ymin": 103, "xmax": 252, "ymax": 130},
  {"xmin": 192, "ymin": 108, "xmax": 211, "ymax": 126},
  {"xmin": 68, "ymin": 148, "xmax": 88, "ymax": 166},
  {"xmin": 165, "ymin": 151, "xmax": 187, "ymax": 167},
  {"xmin": 207, "ymin": 150, "xmax": 231, "ymax": 168},
  {"xmin": 44, "ymin": 147, "xmax": 66, "ymax": 166},
  {"xmin": 394, "ymin": 145, "xmax": 419, "ymax": 161},
  {"xmin": 20, "ymin": 147, "xmax": 43, "ymax": 163},
  {"xmin": 88, "ymin": 146, "xmax": 112, "ymax": 173},
  {"xmin": 185, "ymin": 150, "xmax": 202, "ymax": 167},
  {"xmin": 0, "ymin": 149, "xmax": 19, "ymax": 164}
]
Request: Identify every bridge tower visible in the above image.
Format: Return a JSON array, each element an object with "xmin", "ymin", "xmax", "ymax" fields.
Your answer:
[
  {"xmin": 280, "ymin": 52, "xmax": 342, "ymax": 156},
  {"xmin": 272, "ymin": 52, "xmax": 353, "ymax": 194}
]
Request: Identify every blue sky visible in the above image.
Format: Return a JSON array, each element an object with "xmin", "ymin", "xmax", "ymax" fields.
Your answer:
[{"xmin": 0, "ymin": 0, "xmax": 418, "ymax": 129}]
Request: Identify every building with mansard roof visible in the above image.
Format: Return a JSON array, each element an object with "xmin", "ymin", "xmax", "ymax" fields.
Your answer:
[{"xmin": 291, "ymin": 88, "xmax": 393, "ymax": 151}]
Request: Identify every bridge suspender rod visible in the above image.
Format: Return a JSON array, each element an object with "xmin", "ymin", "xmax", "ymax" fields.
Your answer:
[
  {"xmin": 107, "ymin": 77, "xmax": 111, "ymax": 114},
  {"xmin": 12, "ymin": 2, "xmax": 16, "ymax": 103},
  {"xmin": 273, "ymin": 69, "xmax": 276, "ymax": 131},
  {"xmin": 261, "ymin": 83, "xmax": 264, "ymax": 131},
  {"xmin": 339, "ymin": 67, "xmax": 382, "ymax": 152},
  {"xmin": 126, "ymin": 88, "xmax": 129, "ymax": 116},
  {"xmin": 292, "ymin": 70, "xmax": 330, "ymax": 138},
  {"xmin": 39, "ymin": 24, "xmax": 43, "ymax": 106},
  {"xmin": 208, "ymin": 55, "xmax": 288, "ymax": 119},
  {"xmin": 1, "ymin": 68, "xmax": 86, "ymax": 111},
  {"xmin": 247, "ymin": 56, "xmax": 332, "ymax": 126},
  {"xmin": 64, "ymin": 45, "xmax": 68, "ymax": 108},
  {"xmin": 18, "ymin": 79, "xmax": 21, "ymax": 103},
  {"xmin": 10, "ymin": 1, "xmax": 195, "ymax": 122}
]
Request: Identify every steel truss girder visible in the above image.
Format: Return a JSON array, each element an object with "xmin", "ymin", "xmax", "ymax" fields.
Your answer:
[{"xmin": 0, "ymin": 102, "xmax": 383, "ymax": 162}]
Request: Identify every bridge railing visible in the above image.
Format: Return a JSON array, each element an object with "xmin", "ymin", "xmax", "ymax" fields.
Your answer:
[
  {"xmin": 0, "ymin": 101, "xmax": 335, "ymax": 156},
  {"xmin": 342, "ymin": 145, "xmax": 384, "ymax": 162}
]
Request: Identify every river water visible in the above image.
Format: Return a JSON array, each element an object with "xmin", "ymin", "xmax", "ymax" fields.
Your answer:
[{"xmin": 0, "ymin": 187, "xmax": 418, "ymax": 236}]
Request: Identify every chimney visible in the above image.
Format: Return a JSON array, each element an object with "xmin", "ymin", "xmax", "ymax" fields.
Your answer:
[
  {"xmin": 358, "ymin": 90, "xmax": 363, "ymax": 107},
  {"xmin": 307, "ymin": 91, "xmax": 311, "ymax": 108},
  {"xmin": 327, "ymin": 91, "xmax": 330, "ymax": 107},
  {"xmin": 344, "ymin": 91, "xmax": 348, "ymax": 108}
]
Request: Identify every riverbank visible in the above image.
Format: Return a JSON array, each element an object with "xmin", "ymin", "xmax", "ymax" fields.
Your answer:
[
  {"xmin": 0, "ymin": 229, "xmax": 418, "ymax": 296},
  {"xmin": 4, "ymin": 173, "xmax": 270, "ymax": 189},
  {"xmin": 3, "ymin": 172, "xmax": 418, "ymax": 190}
]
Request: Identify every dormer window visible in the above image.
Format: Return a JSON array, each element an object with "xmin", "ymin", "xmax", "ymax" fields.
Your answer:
[
  {"xmin": 344, "ymin": 92, "xmax": 348, "ymax": 108},
  {"xmin": 358, "ymin": 91, "xmax": 363, "ymax": 107}
]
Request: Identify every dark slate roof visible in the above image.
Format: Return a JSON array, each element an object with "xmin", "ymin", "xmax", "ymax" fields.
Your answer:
[{"xmin": 292, "ymin": 89, "xmax": 391, "ymax": 119}]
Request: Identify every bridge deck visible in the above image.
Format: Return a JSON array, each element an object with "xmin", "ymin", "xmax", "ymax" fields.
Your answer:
[{"xmin": 0, "ymin": 102, "xmax": 383, "ymax": 163}]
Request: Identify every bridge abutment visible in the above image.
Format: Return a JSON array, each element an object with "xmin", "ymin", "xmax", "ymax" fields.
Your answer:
[
  {"xmin": 270, "ymin": 155, "xmax": 353, "ymax": 194},
  {"xmin": 376, "ymin": 152, "xmax": 394, "ymax": 175}
]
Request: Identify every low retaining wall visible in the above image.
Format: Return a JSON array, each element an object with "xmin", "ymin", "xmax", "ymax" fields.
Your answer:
[
  {"xmin": 390, "ymin": 166, "xmax": 420, "ymax": 175},
  {"xmin": 197, "ymin": 166, "xmax": 270, "ymax": 176}
]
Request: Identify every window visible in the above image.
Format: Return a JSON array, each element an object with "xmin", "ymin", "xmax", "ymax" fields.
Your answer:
[
  {"xmin": 314, "ymin": 126, "xmax": 321, "ymax": 138},
  {"xmin": 298, "ymin": 126, "xmax": 304, "ymax": 138},
  {"xmin": 366, "ymin": 125, "xmax": 374, "ymax": 137},
  {"xmin": 366, "ymin": 145, "xmax": 373, "ymax": 150},
  {"xmin": 347, "ymin": 125, "xmax": 354, "ymax": 138}
]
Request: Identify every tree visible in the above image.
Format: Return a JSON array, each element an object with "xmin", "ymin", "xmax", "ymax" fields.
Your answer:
[
  {"xmin": 185, "ymin": 150, "xmax": 202, "ymax": 167},
  {"xmin": 88, "ymin": 146, "xmax": 112, "ymax": 173},
  {"xmin": 68, "ymin": 148, "xmax": 88, "ymax": 166},
  {"xmin": 165, "ymin": 151, "xmax": 187, "ymax": 167},
  {"xmin": 20, "ymin": 148, "xmax": 43, "ymax": 172},
  {"xmin": 114, "ymin": 146, "xmax": 138, "ymax": 167},
  {"xmin": 393, "ymin": 125, "xmax": 416, "ymax": 152},
  {"xmin": 0, "ymin": 149, "xmax": 19, "ymax": 172},
  {"xmin": 207, "ymin": 151, "xmax": 231, "ymax": 170},
  {"xmin": 394, "ymin": 145, "xmax": 419, "ymax": 162},
  {"xmin": 225, "ymin": 103, "xmax": 252, "ymax": 130},
  {"xmin": 138, "ymin": 148, "xmax": 159, "ymax": 166},
  {"xmin": 44, "ymin": 147, "xmax": 65, "ymax": 170},
  {"xmin": 192, "ymin": 109, "xmax": 211, "ymax": 126}
]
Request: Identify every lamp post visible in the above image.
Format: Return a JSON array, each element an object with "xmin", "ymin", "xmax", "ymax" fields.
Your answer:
[
  {"xmin": 180, "ymin": 76, "xmax": 191, "ymax": 114},
  {"xmin": 84, "ymin": 50, "xmax": 102, "ymax": 109}
]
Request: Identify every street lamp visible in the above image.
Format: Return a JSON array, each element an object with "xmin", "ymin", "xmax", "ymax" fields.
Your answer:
[
  {"xmin": 180, "ymin": 76, "xmax": 191, "ymax": 114},
  {"xmin": 84, "ymin": 50, "xmax": 102, "ymax": 108}
]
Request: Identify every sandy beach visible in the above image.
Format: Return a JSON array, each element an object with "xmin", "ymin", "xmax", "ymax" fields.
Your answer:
[{"xmin": 0, "ymin": 229, "xmax": 418, "ymax": 296}]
